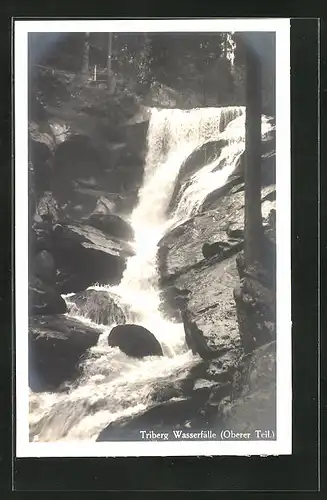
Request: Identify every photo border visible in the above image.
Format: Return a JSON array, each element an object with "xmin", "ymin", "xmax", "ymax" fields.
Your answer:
[{"xmin": 7, "ymin": 16, "xmax": 320, "ymax": 493}]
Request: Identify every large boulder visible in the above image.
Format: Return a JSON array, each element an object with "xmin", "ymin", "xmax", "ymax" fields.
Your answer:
[
  {"xmin": 108, "ymin": 324, "xmax": 163, "ymax": 358},
  {"xmin": 177, "ymin": 256, "xmax": 241, "ymax": 360},
  {"xmin": 52, "ymin": 222, "xmax": 134, "ymax": 294},
  {"xmin": 29, "ymin": 314, "xmax": 102, "ymax": 391},
  {"xmin": 29, "ymin": 276, "xmax": 67, "ymax": 316},
  {"xmin": 67, "ymin": 289, "xmax": 127, "ymax": 325}
]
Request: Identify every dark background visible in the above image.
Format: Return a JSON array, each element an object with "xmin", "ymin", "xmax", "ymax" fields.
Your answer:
[{"xmin": 0, "ymin": 12, "xmax": 322, "ymax": 494}]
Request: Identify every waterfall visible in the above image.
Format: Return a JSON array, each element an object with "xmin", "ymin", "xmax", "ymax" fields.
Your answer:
[
  {"xmin": 172, "ymin": 113, "xmax": 273, "ymax": 222},
  {"xmin": 29, "ymin": 105, "xmax": 269, "ymax": 443}
]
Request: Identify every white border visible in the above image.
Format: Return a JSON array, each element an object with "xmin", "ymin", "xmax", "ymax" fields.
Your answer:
[{"xmin": 15, "ymin": 18, "xmax": 291, "ymax": 458}]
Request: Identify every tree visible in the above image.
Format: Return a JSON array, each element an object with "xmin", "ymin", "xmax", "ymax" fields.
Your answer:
[
  {"xmin": 244, "ymin": 42, "xmax": 264, "ymax": 266},
  {"xmin": 107, "ymin": 32, "xmax": 116, "ymax": 94},
  {"xmin": 82, "ymin": 32, "xmax": 90, "ymax": 74}
]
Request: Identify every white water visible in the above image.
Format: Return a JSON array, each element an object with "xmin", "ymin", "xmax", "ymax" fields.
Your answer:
[{"xmin": 29, "ymin": 106, "xmax": 272, "ymax": 442}]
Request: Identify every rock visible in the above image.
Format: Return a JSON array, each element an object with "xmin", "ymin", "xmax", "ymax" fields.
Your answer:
[
  {"xmin": 202, "ymin": 242, "xmax": 228, "ymax": 259},
  {"xmin": 204, "ymin": 349, "xmax": 242, "ymax": 383},
  {"xmin": 165, "ymin": 255, "xmax": 242, "ymax": 365},
  {"xmin": 108, "ymin": 324, "xmax": 163, "ymax": 358},
  {"xmin": 29, "ymin": 314, "xmax": 101, "ymax": 391},
  {"xmin": 86, "ymin": 213, "xmax": 134, "ymax": 241},
  {"xmin": 52, "ymin": 222, "xmax": 134, "ymax": 293},
  {"xmin": 158, "ymin": 286, "xmax": 191, "ymax": 322},
  {"xmin": 29, "ymin": 121, "xmax": 55, "ymax": 157},
  {"xmin": 167, "ymin": 139, "xmax": 227, "ymax": 213},
  {"xmin": 192, "ymin": 378, "xmax": 222, "ymax": 397},
  {"xmin": 158, "ymin": 184, "xmax": 275, "ymax": 283},
  {"xmin": 35, "ymin": 191, "xmax": 63, "ymax": 224},
  {"xmin": 88, "ymin": 196, "xmax": 116, "ymax": 216},
  {"xmin": 96, "ymin": 397, "xmax": 210, "ymax": 441},
  {"xmin": 33, "ymin": 250, "xmax": 56, "ymax": 285},
  {"xmin": 150, "ymin": 364, "xmax": 198, "ymax": 404},
  {"xmin": 67, "ymin": 290, "xmax": 126, "ymax": 325},
  {"xmin": 206, "ymin": 382, "xmax": 233, "ymax": 407},
  {"xmin": 233, "ymin": 263, "xmax": 276, "ymax": 354},
  {"xmin": 225, "ymin": 127, "xmax": 275, "ymax": 187},
  {"xmin": 29, "ymin": 276, "xmax": 67, "ymax": 316},
  {"xmin": 216, "ymin": 342, "xmax": 276, "ymax": 434}
]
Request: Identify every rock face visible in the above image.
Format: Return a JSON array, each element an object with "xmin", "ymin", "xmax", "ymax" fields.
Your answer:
[
  {"xmin": 167, "ymin": 139, "xmax": 227, "ymax": 213},
  {"xmin": 108, "ymin": 324, "xmax": 163, "ymax": 358},
  {"xmin": 86, "ymin": 213, "xmax": 134, "ymax": 242},
  {"xmin": 28, "ymin": 122, "xmax": 56, "ymax": 196},
  {"xmin": 216, "ymin": 342, "xmax": 276, "ymax": 434},
  {"xmin": 67, "ymin": 289, "xmax": 126, "ymax": 325},
  {"xmin": 158, "ymin": 184, "xmax": 275, "ymax": 284},
  {"xmin": 30, "ymin": 210, "xmax": 135, "ymax": 296},
  {"xmin": 53, "ymin": 222, "xmax": 133, "ymax": 292},
  {"xmin": 179, "ymin": 256, "xmax": 242, "ymax": 359},
  {"xmin": 29, "ymin": 314, "xmax": 102, "ymax": 391},
  {"xmin": 33, "ymin": 250, "xmax": 57, "ymax": 284},
  {"xmin": 96, "ymin": 397, "xmax": 209, "ymax": 441},
  {"xmin": 29, "ymin": 276, "xmax": 67, "ymax": 316}
]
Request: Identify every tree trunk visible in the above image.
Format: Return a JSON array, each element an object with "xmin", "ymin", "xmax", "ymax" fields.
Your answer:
[
  {"xmin": 244, "ymin": 45, "xmax": 263, "ymax": 266},
  {"xmin": 82, "ymin": 32, "xmax": 90, "ymax": 74},
  {"xmin": 107, "ymin": 32, "xmax": 116, "ymax": 94},
  {"xmin": 107, "ymin": 32, "xmax": 112, "ymax": 80}
]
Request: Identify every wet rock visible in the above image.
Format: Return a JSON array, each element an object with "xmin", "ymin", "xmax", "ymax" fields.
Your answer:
[
  {"xmin": 29, "ymin": 314, "xmax": 101, "ymax": 391},
  {"xmin": 150, "ymin": 366, "xmax": 197, "ymax": 404},
  {"xmin": 96, "ymin": 397, "xmax": 210, "ymax": 441},
  {"xmin": 216, "ymin": 342, "xmax": 276, "ymax": 434},
  {"xmin": 158, "ymin": 286, "xmax": 191, "ymax": 322},
  {"xmin": 67, "ymin": 289, "xmax": 126, "ymax": 325},
  {"xmin": 108, "ymin": 324, "xmax": 163, "ymax": 358},
  {"xmin": 158, "ymin": 185, "xmax": 275, "ymax": 284},
  {"xmin": 167, "ymin": 139, "xmax": 227, "ymax": 213},
  {"xmin": 86, "ymin": 213, "xmax": 134, "ymax": 242},
  {"xmin": 29, "ymin": 276, "xmax": 67, "ymax": 316},
  {"xmin": 52, "ymin": 222, "xmax": 134, "ymax": 293},
  {"xmin": 168, "ymin": 256, "xmax": 241, "ymax": 359}
]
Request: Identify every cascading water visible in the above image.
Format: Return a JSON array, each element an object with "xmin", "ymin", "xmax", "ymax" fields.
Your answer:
[{"xmin": 29, "ymin": 105, "xmax": 272, "ymax": 442}]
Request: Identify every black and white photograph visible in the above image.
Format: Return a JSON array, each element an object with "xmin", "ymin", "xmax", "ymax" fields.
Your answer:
[{"xmin": 15, "ymin": 19, "xmax": 291, "ymax": 457}]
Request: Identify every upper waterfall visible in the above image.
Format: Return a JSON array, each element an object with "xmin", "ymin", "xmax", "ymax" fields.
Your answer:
[{"xmin": 132, "ymin": 106, "xmax": 245, "ymax": 228}]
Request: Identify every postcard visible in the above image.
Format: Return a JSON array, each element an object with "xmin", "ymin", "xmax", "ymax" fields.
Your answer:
[{"xmin": 15, "ymin": 18, "xmax": 291, "ymax": 457}]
